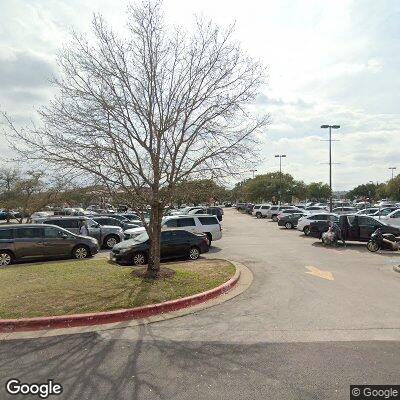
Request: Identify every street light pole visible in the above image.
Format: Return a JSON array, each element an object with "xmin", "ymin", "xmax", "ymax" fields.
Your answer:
[
  {"xmin": 249, "ymin": 169, "xmax": 257, "ymax": 179},
  {"xmin": 321, "ymin": 124, "xmax": 340, "ymax": 212},
  {"xmin": 275, "ymin": 154, "xmax": 286, "ymax": 205}
]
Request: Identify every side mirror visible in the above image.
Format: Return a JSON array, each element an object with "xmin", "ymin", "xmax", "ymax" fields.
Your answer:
[{"xmin": 61, "ymin": 233, "xmax": 68, "ymax": 239}]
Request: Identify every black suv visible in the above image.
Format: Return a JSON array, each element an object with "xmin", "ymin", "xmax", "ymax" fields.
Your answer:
[{"xmin": 0, "ymin": 224, "xmax": 99, "ymax": 266}]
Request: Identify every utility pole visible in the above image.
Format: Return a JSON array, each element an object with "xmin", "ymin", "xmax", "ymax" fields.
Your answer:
[
  {"xmin": 274, "ymin": 154, "xmax": 286, "ymax": 205},
  {"xmin": 320, "ymin": 125, "xmax": 340, "ymax": 212},
  {"xmin": 389, "ymin": 167, "xmax": 397, "ymax": 180}
]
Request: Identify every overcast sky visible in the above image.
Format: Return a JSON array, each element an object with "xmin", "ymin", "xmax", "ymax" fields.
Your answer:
[{"xmin": 1, "ymin": 0, "xmax": 399, "ymax": 190}]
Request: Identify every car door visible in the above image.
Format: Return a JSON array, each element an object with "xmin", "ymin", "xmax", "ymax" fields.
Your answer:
[
  {"xmin": 85, "ymin": 219, "xmax": 102, "ymax": 242},
  {"xmin": 13, "ymin": 227, "xmax": 45, "ymax": 259},
  {"xmin": 42, "ymin": 226, "xmax": 76, "ymax": 257},
  {"xmin": 344, "ymin": 216, "xmax": 359, "ymax": 240},
  {"xmin": 358, "ymin": 216, "xmax": 379, "ymax": 241},
  {"xmin": 160, "ymin": 231, "xmax": 175, "ymax": 259}
]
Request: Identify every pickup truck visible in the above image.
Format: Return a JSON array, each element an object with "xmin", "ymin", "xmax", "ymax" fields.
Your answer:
[{"xmin": 309, "ymin": 214, "xmax": 400, "ymax": 242}]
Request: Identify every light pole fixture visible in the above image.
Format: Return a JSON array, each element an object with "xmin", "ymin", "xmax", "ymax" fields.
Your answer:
[
  {"xmin": 249, "ymin": 169, "xmax": 258, "ymax": 179},
  {"xmin": 275, "ymin": 154, "xmax": 286, "ymax": 205},
  {"xmin": 320, "ymin": 124, "xmax": 340, "ymax": 212},
  {"xmin": 389, "ymin": 167, "xmax": 397, "ymax": 180}
]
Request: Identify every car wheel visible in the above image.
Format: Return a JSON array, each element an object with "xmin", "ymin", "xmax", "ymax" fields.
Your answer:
[
  {"xmin": 272, "ymin": 215, "xmax": 278, "ymax": 222},
  {"xmin": 206, "ymin": 233, "xmax": 212, "ymax": 246},
  {"xmin": 72, "ymin": 245, "xmax": 90, "ymax": 259},
  {"xmin": 188, "ymin": 246, "xmax": 200, "ymax": 260},
  {"xmin": 0, "ymin": 251, "xmax": 13, "ymax": 267},
  {"xmin": 132, "ymin": 252, "xmax": 146, "ymax": 266},
  {"xmin": 367, "ymin": 241, "xmax": 380, "ymax": 252},
  {"xmin": 256, "ymin": 212, "xmax": 262, "ymax": 219},
  {"xmin": 303, "ymin": 226, "xmax": 310, "ymax": 236},
  {"xmin": 285, "ymin": 222, "xmax": 293, "ymax": 229},
  {"xmin": 103, "ymin": 235, "xmax": 120, "ymax": 249}
]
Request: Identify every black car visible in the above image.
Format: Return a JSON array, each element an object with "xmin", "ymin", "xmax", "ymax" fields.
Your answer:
[
  {"xmin": 110, "ymin": 229, "xmax": 210, "ymax": 266},
  {"xmin": 278, "ymin": 213, "xmax": 305, "ymax": 229},
  {"xmin": 309, "ymin": 214, "xmax": 400, "ymax": 242},
  {"xmin": 0, "ymin": 224, "xmax": 99, "ymax": 266},
  {"xmin": 92, "ymin": 216, "xmax": 140, "ymax": 230}
]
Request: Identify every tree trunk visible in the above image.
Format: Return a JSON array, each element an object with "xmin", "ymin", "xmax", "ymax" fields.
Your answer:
[{"xmin": 146, "ymin": 201, "xmax": 163, "ymax": 278}]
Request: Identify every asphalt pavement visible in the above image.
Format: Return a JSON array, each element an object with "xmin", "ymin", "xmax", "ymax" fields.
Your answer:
[{"xmin": 1, "ymin": 209, "xmax": 400, "ymax": 399}]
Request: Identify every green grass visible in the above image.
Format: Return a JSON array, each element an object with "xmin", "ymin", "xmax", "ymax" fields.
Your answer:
[{"xmin": 0, "ymin": 259, "xmax": 235, "ymax": 319}]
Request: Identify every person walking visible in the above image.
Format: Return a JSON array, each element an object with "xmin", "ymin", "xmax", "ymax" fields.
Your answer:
[{"xmin": 79, "ymin": 220, "xmax": 89, "ymax": 236}]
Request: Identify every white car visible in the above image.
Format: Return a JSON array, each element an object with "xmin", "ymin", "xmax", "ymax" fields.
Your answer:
[
  {"xmin": 303, "ymin": 205, "xmax": 327, "ymax": 212},
  {"xmin": 252, "ymin": 204, "xmax": 271, "ymax": 218},
  {"xmin": 331, "ymin": 206, "xmax": 357, "ymax": 215},
  {"xmin": 381, "ymin": 209, "xmax": 400, "ymax": 226},
  {"xmin": 124, "ymin": 214, "xmax": 222, "ymax": 244},
  {"xmin": 266, "ymin": 205, "xmax": 299, "ymax": 221},
  {"xmin": 297, "ymin": 213, "xmax": 338, "ymax": 235},
  {"xmin": 169, "ymin": 206, "xmax": 203, "ymax": 216},
  {"xmin": 276, "ymin": 209, "xmax": 304, "ymax": 220}
]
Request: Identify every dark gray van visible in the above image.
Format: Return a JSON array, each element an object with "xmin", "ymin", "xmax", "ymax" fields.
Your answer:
[
  {"xmin": 0, "ymin": 224, "xmax": 99, "ymax": 266},
  {"xmin": 33, "ymin": 216, "xmax": 125, "ymax": 249}
]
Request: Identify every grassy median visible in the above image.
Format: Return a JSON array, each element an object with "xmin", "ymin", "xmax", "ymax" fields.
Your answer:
[{"xmin": 0, "ymin": 259, "xmax": 235, "ymax": 319}]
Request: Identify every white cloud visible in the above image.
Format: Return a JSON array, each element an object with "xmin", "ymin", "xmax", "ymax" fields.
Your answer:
[{"xmin": 0, "ymin": 0, "xmax": 399, "ymax": 189}]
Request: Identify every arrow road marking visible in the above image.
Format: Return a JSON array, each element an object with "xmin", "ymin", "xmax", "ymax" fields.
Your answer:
[{"xmin": 305, "ymin": 266, "xmax": 334, "ymax": 281}]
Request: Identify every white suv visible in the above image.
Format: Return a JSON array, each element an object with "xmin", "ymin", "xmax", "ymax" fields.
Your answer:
[
  {"xmin": 124, "ymin": 215, "xmax": 222, "ymax": 244},
  {"xmin": 252, "ymin": 204, "xmax": 271, "ymax": 219}
]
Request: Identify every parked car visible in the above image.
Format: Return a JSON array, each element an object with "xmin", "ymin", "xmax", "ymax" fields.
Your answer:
[
  {"xmin": 370, "ymin": 207, "xmax": 399, "ymax": 217},
  {"xmin": 33, "ymin": 216, "xmax": 124, "ymax": 249},
  {"xmin": 331, "ymin": 206, "xmax": 358, "ymax": 215},
  {"xmin": 356, "ymin": 208, "xmax": 379, "ymax": 215},
  {"xmin": 124, "ymin": 215, "xmax": 222, "ymax": 245},
  {"xmin": 92, "ymin": 216, "xmax": 140, "ymax": 231},
  {"xmin": 276, "ymin": 209, "xmax": 304, "ymax": 221},
  {"xmin": 381, "ymin": 209, "xmax": 400, "ymax": 226},
  {"xmin": 309, "ymin": 214, "xmax": 400, "ymax": 242},
  {"xmin": 244, "ymin": 203, "xmax": 254, "ymax": 214},
  {"xmin": 266, "ymin": 206, "xmax": 299, "ymax": 222},
  {"xmin": 0, "ymin": 224, "xmax": 99, "ymax": 266},
  {"xmin": 186, "ymin": 206, "xmax": 224, "ymax": 221},
  {"xmin": 297, "ymin": 213, "xmax": 338, "ymax": 236},
  {"xmin": 110, "ymin": 229, "xmax": 210, "ymax": 266},
  {"xmin": 278, "ymin": 213, "xmax": 306, "ymax": 229},
  {"xmin": 236, "ymin": 203, "xmax": 246, "ymax": 211},
  {"xmin": 304, "ymin": 205, "xmax": 327, "ymax": 212},
  {"xmin": 252, "ymin": 204, "xmax": 271, "ymax": 219},
  {"xmin": 0, "ymin": 210, "xmax": 15, "ymax": 221}
]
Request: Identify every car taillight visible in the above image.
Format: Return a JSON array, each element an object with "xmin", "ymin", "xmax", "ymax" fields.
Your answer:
[{"xmin": 219, "ymin": 224, "xmax": 222, "ymax": 231}]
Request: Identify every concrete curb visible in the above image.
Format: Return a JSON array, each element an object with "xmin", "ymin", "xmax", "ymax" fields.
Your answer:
[
  {"xmin": 0, "ymin": 262, "xmax": 241, "ymax": 333},
  {"xmin": 393, "ymin": 265, "xmax": 400, "ymax": 274}
]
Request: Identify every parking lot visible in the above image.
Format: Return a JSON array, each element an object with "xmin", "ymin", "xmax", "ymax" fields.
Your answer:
[{"xmin": 1, "ymin": 208, "xmax": 400, "ymax": 400}]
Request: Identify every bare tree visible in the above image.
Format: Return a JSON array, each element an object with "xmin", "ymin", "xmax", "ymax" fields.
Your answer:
[
  {"xmin": 0, "ymin": 168, "xmax": 20, "ymax": 192},
  {"xmin": 3, "ymin": 1, "xmax": 268, "ymax": 277}
]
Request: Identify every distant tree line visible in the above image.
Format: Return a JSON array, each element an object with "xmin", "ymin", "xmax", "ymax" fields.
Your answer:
[{"xmin": 230, "ymin": 172, "xmax": 331, "ymax": 203}]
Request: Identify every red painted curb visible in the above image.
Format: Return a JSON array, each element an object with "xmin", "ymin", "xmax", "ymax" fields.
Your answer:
[{"xmin": 0, "ymin": 269, "xmax": 240, "ymax": 333}]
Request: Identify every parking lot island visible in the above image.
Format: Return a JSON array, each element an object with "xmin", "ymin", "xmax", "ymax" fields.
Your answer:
[{"xmin": 0, "ymin": 259, "xmax": 239, "ymax": 332}]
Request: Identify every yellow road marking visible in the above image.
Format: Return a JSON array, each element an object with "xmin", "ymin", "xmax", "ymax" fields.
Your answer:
[{"xmin": 305, "ymin": 266, "xmax": 334, "ymax": 281}]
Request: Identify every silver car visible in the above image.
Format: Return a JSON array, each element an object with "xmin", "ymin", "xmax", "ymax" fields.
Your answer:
[{"xmin": 33, "ymin": 216, "xmax": 124, "ymax": 249}]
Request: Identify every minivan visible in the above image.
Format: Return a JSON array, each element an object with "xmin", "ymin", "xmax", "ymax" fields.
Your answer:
[
  {"xmin": 0, "ymin": 224, "xmax": 99, "ymax": 266},
  {"xmin": 33, "ymin": 216, "xmax": 125, "ymax": 249}
]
